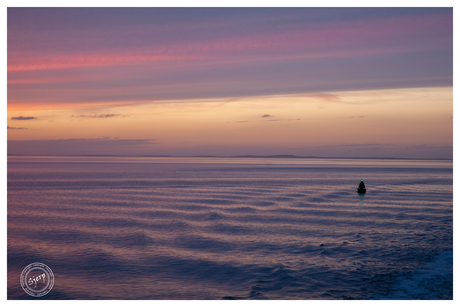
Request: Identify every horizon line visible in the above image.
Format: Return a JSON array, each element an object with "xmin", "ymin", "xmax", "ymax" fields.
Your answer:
[{"xmin": 6, "ymin": 154, "xmax": 453, "ymax": 161}]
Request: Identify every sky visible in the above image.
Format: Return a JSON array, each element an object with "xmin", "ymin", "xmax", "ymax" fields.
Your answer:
[{"xmin": 6, "ymin": 7, "xmax": 453, "ymax": 158}]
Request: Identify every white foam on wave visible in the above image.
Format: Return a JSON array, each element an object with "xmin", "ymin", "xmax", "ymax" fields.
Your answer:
[{"xmin": 378, "ymin": 251, "xmax": 453, "ymax": 300}]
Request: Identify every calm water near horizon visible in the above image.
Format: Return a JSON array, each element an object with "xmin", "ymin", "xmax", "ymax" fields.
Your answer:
[{"xmin": 7, "ymin": 156, "xmax": 453, "ymax": 299}]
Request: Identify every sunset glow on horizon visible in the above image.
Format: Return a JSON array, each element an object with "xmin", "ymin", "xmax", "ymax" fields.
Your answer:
[{"xmin": 7, "ymin": 7, "xmax": 453, "ymax": 159}]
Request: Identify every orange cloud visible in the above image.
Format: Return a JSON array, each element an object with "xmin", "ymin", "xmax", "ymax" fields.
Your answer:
[{"xmin": 8, "ymin": 53, "xmax": 203, "ymax": 72}]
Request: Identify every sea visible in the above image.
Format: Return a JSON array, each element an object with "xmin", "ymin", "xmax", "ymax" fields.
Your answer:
[{"xmin": 7, "ymin": 156, "xmax": 453, "ymax": 300}]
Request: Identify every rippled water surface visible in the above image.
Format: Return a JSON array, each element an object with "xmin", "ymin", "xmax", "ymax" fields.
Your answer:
[{"xmin": 7, "ymin": 156, "xmax": 453, "ymax": 299}]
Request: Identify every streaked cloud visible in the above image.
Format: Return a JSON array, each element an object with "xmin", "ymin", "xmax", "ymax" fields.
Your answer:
[
  {"xmin": 71, "ymin": 114, "xmax": 122, "ymax": 119},
  {"xmin": 7, "ymin": 138, "xmax": 158, "ymax": 156},
  {"xmin": 11, "ymin": 116, "xmax": 36, "ymax": 120},
  {"xmin": 330, "ymin": 143, "xmax": 394, "ymax": 147},
  {"xmin": 7, "ymin": 126, "xmax": 27, "ymax": 130},
  {"xmin": 408, "ymin": 144, "xmax": 453, "ymax": 150},
  {"xmin": 7, "ymin": 8, "xmax": 452, "ymax": 107},
  {"xmin": 6, "ymin": 9, "xmax": 452, "ymax": 159}
]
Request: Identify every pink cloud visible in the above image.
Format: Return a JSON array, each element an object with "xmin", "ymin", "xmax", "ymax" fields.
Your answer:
[{"xmin": 8, "ymin": 12, "xmax": 451, "ymax": 73}]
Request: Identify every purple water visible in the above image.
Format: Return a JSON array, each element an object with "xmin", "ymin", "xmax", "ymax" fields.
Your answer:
[{"xmin": 7, "ymin": 156, "xmax": 453, "ymax": 299}]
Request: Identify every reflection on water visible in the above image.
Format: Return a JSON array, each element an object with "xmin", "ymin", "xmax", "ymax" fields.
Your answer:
[
  {"xmin": 359, "ymin": 193, "xmax": 365, "ymax": 208},
  {"xmin": 7, "ymin": 157, "xmax": 453, "ymax": 299}
]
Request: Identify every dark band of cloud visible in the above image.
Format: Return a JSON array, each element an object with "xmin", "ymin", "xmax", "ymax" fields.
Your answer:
[
  {"xmin": 11, "ymin": 116, "xmax": 36, "ymax": 120},
  {"xmin": 408, "ymin": 144, "xmax": 453, "ymax": 150},
  {"xmin": 228, "ymin": 117, "xmax": 299, "ymax": 124},
  {"xmin": 8, "ymin": 138, "xmax": 158, "ymax": 156},
  {"xmin": 71, "ymin": 114, "xmax": 122, "ymax": 118},
  {"xmin": 7, "ymin": 126, "xmax": 27, "ymax": 130},
  {"xmin": 327, "ymin": 143, "xmax": 394, "ymax": 148}
]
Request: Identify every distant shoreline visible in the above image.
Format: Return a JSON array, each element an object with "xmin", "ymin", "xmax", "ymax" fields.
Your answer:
[{"xmin": 6, "ymin": 154, "xmax": 453, "ymax": 161}]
